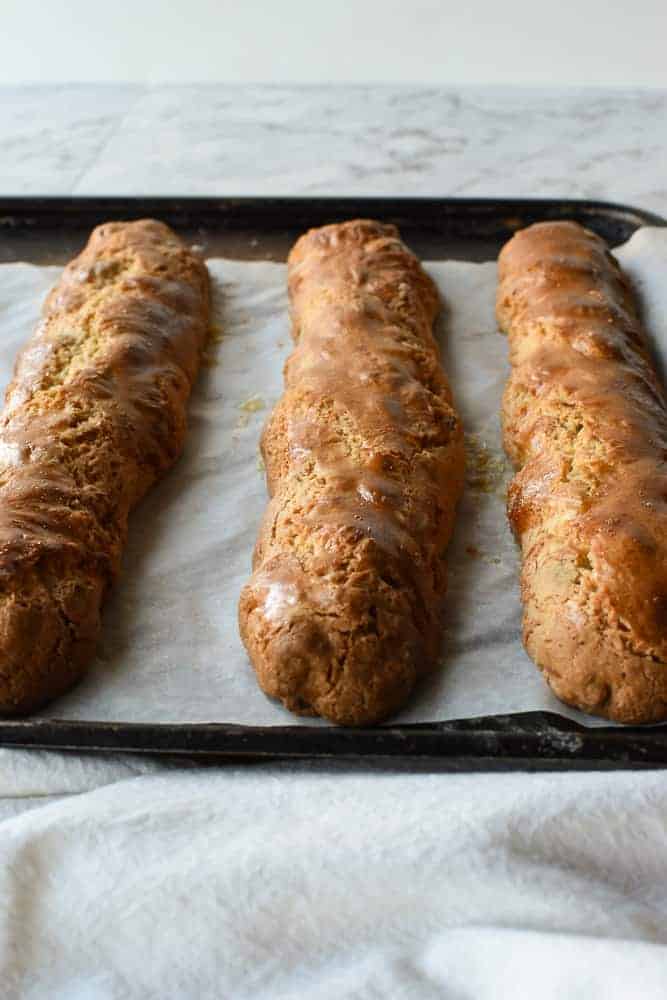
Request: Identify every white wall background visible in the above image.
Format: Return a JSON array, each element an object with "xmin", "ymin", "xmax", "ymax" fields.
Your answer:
[{"xmin": 1, "ymin": 0, "xmax": 666, "ymax": 87}]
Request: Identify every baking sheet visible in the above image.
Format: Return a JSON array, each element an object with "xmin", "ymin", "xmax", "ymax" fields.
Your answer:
[{"xmin": 1, "ymin": 227, "xmax": 666, "ymax": 727}]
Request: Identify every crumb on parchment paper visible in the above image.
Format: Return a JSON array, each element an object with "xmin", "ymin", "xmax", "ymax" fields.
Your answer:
[
  {"xmin": 465, "ymin": 544, "xmax": 501, "ymax": 566},
  {"xmin": 234, "ymin": 395, "xmax": 266, "ymax": 433},
  {"xmin": 200, "ymin": 324, "xmax": 226, "ymax": 366},
  {"xmin": 464, "ymin": 433, "xmax": 508, "ymax": 496},
  {"xmin": 461, "ymin": 434, "xmax": 508, "ymax": 569},
  {"xmin": 239, "ymin": 395, "xmax": 265, "ymax": 414}
]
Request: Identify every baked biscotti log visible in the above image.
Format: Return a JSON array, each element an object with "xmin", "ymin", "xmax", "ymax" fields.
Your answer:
[
  {"xmin": 0, "ymin": 219, "xmax": 209, "ymax": 714},
  {"xmin": 239, "ymin": 220, "xmax": 464, "ymax": 725},
  {"xmin": 498, "ymin": 220, "xmax": 667, "ymax": 723}
]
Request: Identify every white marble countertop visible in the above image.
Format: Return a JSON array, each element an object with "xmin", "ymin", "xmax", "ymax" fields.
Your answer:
[{"xmin": 1, "ymin": 84, "xmax": 665, "ymax": 215}]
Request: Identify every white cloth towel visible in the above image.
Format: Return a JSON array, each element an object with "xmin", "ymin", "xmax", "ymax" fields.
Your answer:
[{"xmin": 1, "ymin": 753, "xmax": 667, "ymax": 998}]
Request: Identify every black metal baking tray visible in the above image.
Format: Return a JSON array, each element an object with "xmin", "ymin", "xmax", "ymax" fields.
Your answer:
[
  {"xmin": 1, "ymin": 194, "xmax": 664, "ymax": 265},
  {"xmin": 0, "ymin": 195, "xmax": 665, "ymax": 770}
]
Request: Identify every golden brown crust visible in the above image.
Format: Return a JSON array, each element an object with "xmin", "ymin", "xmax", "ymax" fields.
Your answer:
[
  {"xmin": 497, "ymin": 220, "xmax": 667, "ymax": 723},
  {"xmin": 0, "ymin": 219, "xmax": 209, "ymax": 713},
  {"xmin": 239, "ymin": 220, "xmax": 464, "ymax": 725}
]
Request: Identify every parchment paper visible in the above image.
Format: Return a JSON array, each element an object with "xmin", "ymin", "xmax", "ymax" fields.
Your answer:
[{"xmin": 1, "ymin": 228, "xmax": 666, "ymax": 725}]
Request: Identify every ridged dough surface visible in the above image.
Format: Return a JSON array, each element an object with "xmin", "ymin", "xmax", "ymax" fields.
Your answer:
[
  {"xmin": 0, "ymin": 219, "xmax": 209, "ymax": 714},
  {"xmin": 239, "ymin": 220, "xmax": 464, "ymax": 726},
  {"xmin": 498, "ymin": 220, "xmax": 667, "ymax": 723}
]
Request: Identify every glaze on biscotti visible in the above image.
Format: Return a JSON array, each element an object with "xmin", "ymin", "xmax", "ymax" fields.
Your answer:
[
  {"xmin": 498, "ymin": 220, "xmax": 667, "ymax": 723},
  {"xmin": 0, "ymin": 220, "xmax": 209, "ymax": 713},
  {"xmin": 239, "ymin": 220, "xmax": 464, "ymax": 725}
]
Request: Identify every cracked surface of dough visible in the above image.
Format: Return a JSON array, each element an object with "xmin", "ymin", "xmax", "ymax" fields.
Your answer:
[
  {"xmin": 0, "ymin": 219, "xmax": 209, "ymax": 714},
  {"xmin": 239, "ymin": 220, "xmax": 464, "ymax": 725},
  {"xmin": 498, "ymin": 220, "xmax": 667, "ymax": 723}
]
